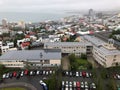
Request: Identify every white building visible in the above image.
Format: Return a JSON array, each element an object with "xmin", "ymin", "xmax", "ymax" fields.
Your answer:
[
  {"xmin": 44, "ymin": 41, "xmax": 92, "ymax": 56},
  {"xmin": 1, "ymin": 46, "xmax": 9, "ymax": 54},
  {"xmin": 84, "ymin": 35, "xmax": 120, "ymax": 67},
  {"xmin": 0, "ymin": 49, "xmax": 61, "ymax": 68},
  {"xmin": 2, "ymin": 18, "xmax": 7, "ymax": 28}
]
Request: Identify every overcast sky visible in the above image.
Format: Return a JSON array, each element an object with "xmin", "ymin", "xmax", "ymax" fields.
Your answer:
[{"xmin": 0, "ymin": 0, "xmax": 120, "ymax": 12}]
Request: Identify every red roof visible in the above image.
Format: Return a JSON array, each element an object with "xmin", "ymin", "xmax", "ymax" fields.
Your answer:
[
  {"xmin": 25, "ymin": 35, "xmax": 30, "ymax": 38},
  {"xmin": 21, "ymin": 42, "xmax": 30, "ymax": 47}
]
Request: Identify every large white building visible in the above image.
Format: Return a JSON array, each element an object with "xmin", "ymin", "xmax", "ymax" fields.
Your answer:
[
  {"xmin": 44, "ymin": 41, "xmax": 92, "ymax": 56},
  {"xmin": 84, "ymin": 35, "xmax": 120, "ymax": 67},
  {"xmin": 0, "ymin": 49, "xmax": 61, "ymax": 68}
]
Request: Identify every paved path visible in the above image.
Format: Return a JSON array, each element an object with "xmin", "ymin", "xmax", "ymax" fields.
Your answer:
[
  {"xmin": 62, "ymin": 56, "xmax": 70, "ymax": 70},
  {"xmin": 0, "ymin": 82, "xmax": 37, "ymax": 90}
]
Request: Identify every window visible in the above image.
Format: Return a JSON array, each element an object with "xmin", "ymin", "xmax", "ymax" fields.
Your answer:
[
  {"xmin": 114, "ymin": 55, "xmax": 117, "ymax": 58},
  {"xmin": 113, "ymin": 59, "xmax": 116, "ymax": 61}
]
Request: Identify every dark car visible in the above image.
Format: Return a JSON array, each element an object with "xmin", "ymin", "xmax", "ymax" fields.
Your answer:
[
  {"xmin": 16, "ymin": 73, "xmax": 20, "ymax": 79},
  {"xmin": 9, "ymin": 73, "xmax": 13, "ymax": 78},
  {"xmin": 39, "ymin": 70, "xmax": 43, "ymax": 75}
]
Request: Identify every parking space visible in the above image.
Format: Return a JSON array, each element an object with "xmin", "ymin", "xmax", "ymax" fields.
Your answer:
[
  {"xmin": 1, "ymin": 69, "xmax": 55, "ymax": 90},
  {"xmin": 62, "ymin": 71, "xmax": 96, "ymax": 90}
]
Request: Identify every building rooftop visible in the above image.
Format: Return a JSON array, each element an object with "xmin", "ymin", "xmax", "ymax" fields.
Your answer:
[
  {"xmin": 98, "ymin": 46, "xmax": 120, "ymax": 55},
  {"xmin": 44, "ymin": 41, "xmax": 92, "ymax": 47},
  {"xmin": 0, "ymin": 49, "xmax": 61, "ymax": 61},
  {"xmin": 83, "ymin": 35, "xmax": 106, "ymax": 47}
]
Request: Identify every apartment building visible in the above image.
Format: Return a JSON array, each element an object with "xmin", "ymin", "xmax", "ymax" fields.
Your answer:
[
  {"xmin": 44, "ymin": 41, "xmax": 92, "ymax": 56},
  {"xmin": 0, "ymin": 49, "xmax": 61, "ymax": 68},
  {"xmin": 84, "ymin": 35, "xmax": 120, "ymax": 67}
]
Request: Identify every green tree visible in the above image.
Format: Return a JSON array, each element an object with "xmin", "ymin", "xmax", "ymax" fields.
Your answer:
[
  {"xmin": 69, "ymin": 54, "xmax": 76, "ymax": 64},
  {"xmin": 81, "ymin": 53, "xmax": 87, "ymax": 59}
]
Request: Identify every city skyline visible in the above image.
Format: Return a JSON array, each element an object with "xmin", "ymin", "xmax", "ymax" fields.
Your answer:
[{"xmin": 0, "ymin": 0, "xmax": 120, "ymax": 12}]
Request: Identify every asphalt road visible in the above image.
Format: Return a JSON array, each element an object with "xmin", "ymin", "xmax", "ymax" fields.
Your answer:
[{"xmin": 1, "ymin": 75, "xmax": 46, "ymax": 90}]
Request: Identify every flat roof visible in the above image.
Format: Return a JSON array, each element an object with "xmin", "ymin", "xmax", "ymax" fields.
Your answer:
[
  {"xmin": 83, "ymin": 35, "xmax": 106, "ymax": 47},
  {"xmin": 0, "ymin": 49, "xmax": 61, "ymax": 61},
  {"xmin": 98, "ymin": 46, "xmax": 120, "ymax": 55},
  {"xmin": 44, "ymin": 42, "xmax": 92, "ymax": 47}
]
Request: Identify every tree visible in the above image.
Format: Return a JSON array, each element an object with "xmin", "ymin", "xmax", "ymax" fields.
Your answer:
[
  {"xmin": 81, "ymin": 53, "xmax": 87, "ymax": 59},
  {"xmin": 69, "ymin": 54, "xmax": 76, "ymax": 63}
]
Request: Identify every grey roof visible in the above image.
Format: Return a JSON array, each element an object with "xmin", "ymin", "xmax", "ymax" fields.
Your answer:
[
  {"xmin": 97, "ymin": 46, "xmax": 120, "ymax": 55},
  {"xmin": 0, "ymin": 49, "xmax": 61, "ymax": 61},
  {"xmin": 44, "ymin": 42, "xmax": 92, "ymax": 47},
  {"xmin": 83, "ymin": 35, "xmax": 106, "ymax": 47}
]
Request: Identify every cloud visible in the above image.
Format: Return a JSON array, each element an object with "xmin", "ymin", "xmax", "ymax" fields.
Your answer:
[{"xmin": 0, "ymin": 0, "xmax": 120, "ymax": 12}]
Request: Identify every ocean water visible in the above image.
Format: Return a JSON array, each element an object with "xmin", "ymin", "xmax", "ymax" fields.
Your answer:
[{"xmin": 0, "ymin": 12, "xmax": 73, "ymax": 23}]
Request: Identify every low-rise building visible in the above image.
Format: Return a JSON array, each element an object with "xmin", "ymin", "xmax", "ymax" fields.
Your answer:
[
  {"xmin": 0, "ymin": 49, "xmax": 61, "ymax": 68},
  {"xmin": 44, "ymin": 41, "xmax": 92, "ymax": 56},
  {"xmin": 84, "ymin": 35, "xmax": 120, "ymax": 67}
]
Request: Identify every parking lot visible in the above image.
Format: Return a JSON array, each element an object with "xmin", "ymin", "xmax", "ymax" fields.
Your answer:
[
  {"xmin": 1, "ymin": 70, "xmax": 55, "ymax": 90},
  {"xmin": 62, "ymin": 71, "xmax": 96, "ymax": 90}
]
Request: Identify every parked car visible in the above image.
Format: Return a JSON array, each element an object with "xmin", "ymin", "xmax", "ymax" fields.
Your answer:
[
  {"xmin": 81, "ymin": 82, "xmax": 84, "ymax": 88},
  {"xmin": 76, "ymin": 82, "xmax": 80, "ymax": 88},
  {"xmin": 21, "ymin": 71, "xmax": 24, "ymax": 77},
  {"xmin": 69, "ymin": 71, "xmax": 72, "ymax": 77},
  {"xmin": 24, "ymin": 70, "xmax": 29, "ymax": 75},
  {"xmin": 13, "ymin": 71, "xmax": 17, "ymax": 77},
  {"xmin": 62, "ymin": 81, "xmax": 65, "ymax": 87},
  {"xmin": 9, "ymin": 73, "xmax": 13, "ymax": 78},
  {"xmin": 69, "ymin": 81, "xmax": 72, "ymax": 87},
  {"xmin": 82, "ymin": 71, "xmax": 86, "ymax": 77},
  {"xmin": 73, "ymin": 81, "xmax": 76, "ymax": 87},
  {"xmin": 79, "ymin": 72, "xmax": 82, "ymax": 77},
  {"xmin": 76, "ymin": 72, "xmax": 79, "ymax": 77},
  {"xmin": 5, "ymin": 73, "xmax": 10, "ymax": 79},
  {"xmin": 66, "ymin": 81, "xmax": 69, "ymax": 88},
  {"xmin": 116, "ymin": 74, "xmax": 120, "ymax": 79},
  {"xmin": 2, "ymin": 74, "xmax": 6, "ymax": 79},
  {"xmin": 16, "ymin": 73, "xmax": 20, "ymax": 79},
  {"xmin": 39, "ymin": 70, "xmax": 43, "ymax": 75},
  {"xmin": 85, "ymin": 81, "xmax": 88, "ymax": 89},
  {"xmin": 36, "ymin": 71, "xmax": 40, "ymax": 75},
  {"xmin": 86, "ymin": 72, "xmax": 89, "ymax": 78}
]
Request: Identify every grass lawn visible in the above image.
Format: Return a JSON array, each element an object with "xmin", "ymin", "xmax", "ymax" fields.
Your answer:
[
  {"xmin": 76, "ymin": 58, "xmax": 89, "ymax": 70},
  {"xmin": 76, "ymin": 58, "xmax": 88, "ymax": 65},
  {"xmin": 0, "ymin": 87, "xmax": 26, "ymax": 90}
]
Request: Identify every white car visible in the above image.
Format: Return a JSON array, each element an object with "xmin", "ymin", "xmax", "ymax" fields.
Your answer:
[
  {"xmin": 6, "ymin": 73, "xmax": 10, "ymax": 78},
  {"xmin": 62, "ymin": 81, "xmax": 65, "ymax": 87},
  {"xmin": 69, "ymin": 81, "xmax": 72, "ymax": 87},
  {"xmin": 2, "ymin": 74, "xmax": 6, "ymax": 79},
  {"xmin": 36, "ymin": 71, "xmax": 40, "ymax": 75},
  {"xmin": 73, "ymin": 81, "xmax": 76, "ymax": 87},
  {"xmin": 116, "ymin": 74, "xmax": 120, "ymax": 79},
  {"xmin": 81, "ymin": 82, "xmax": 84, "ymax": 88},
  {"xmin": 21, "ymin": 71, "xmax": 24, "ymax": 77},
  {"xmin": 66, "ymin": 81, "xmax": 69, "ymax": 88},
  {"xmin": 86, "ymin": 72, "xmax": 89, "ymax": 78},
  {"xmin": 76, "ymin": 72, "xmax": 79, "ymax": 77},
  {"xmin": 39, "ymin": 80, "xmax": 45, "ymax": 85},
  {"xmin": 92, "ymin": 83, "xmax": 96, "ymax": 89},
  {"xmin": 85, "ymin": 81, "xmax": 88, "ymax": 88},
  {"xmin": 30, "ymin": 71, "xmax": 33, "ymax": 75}
]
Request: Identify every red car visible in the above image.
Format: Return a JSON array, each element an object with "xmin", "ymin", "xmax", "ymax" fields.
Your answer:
[
  {"xmin": 13, "ymin": 72, "xmax": 17, "ymax": 77},
  {"xmin": 82, "ymin": 71, "xmax": 86, "ymax": 77},
  {"xmin": 76, "ymin": 81, "xmax": 80, "ymax": 88},
  {"xmin": 24, "ymin": 70, "xmax": 28, "ymax": 75}
]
